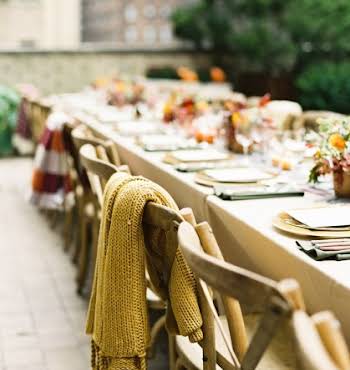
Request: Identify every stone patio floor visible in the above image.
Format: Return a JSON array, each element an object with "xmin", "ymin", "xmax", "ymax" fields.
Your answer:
[{"xmin": 0, "ymin": 158, "xmax": 168, "ymax": 370}]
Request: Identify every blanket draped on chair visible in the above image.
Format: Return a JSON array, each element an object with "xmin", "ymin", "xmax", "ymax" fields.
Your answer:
[
  {"xmin": 86, "ymin": 173, "xmax": 203, "ymax": 370},
  {"xmin": 30, "ymin": 111, "xmax": 73, "ymax": 210}
]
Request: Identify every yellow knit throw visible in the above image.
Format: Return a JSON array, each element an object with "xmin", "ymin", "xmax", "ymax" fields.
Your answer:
[{"xmin": 86, "ymin": 173, "xmax": 203, "ymax": 369}]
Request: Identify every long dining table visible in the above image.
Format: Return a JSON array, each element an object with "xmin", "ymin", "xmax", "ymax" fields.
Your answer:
[{"xmin": 76, "ymin": 112, "xmax": 350, "ymax": 342}]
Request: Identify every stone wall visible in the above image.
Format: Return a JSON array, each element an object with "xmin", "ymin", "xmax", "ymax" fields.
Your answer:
[{"xmin": 0, "ymin": 49, "xmax": 211, "ymax": 94}]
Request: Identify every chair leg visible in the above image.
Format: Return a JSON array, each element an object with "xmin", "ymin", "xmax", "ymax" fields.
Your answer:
[
  {"xmin": 73, "ymin": 195, "xmax": 84, "ymax": 264},
  {"xmin": 64, "ymin": 205, "xmax": 74, "ymax": 252},
  {"xmin": 175, "ymin": 358, "xmax": 186, "ymax": 370},
  {"xmin": 49, "ymin": 209, "xmax": 59, "ymax": 230},
  {"xmin": 76, "ymin": 215, "xmax": 90, "ymax": 295},
  {"xmin": 91, "ymin": 217, "xmax": 100, "ymax": 273},
  {"xmin": 148, "ymin": 315, "xmax": 166, "ymax": 359},
  {"xmin": 86, "ymin": 217, "xmax": 100, "ymax": 296},
  {"xmin": 169, "ymin": 333, "xmax": 177, "ymax": 370}
]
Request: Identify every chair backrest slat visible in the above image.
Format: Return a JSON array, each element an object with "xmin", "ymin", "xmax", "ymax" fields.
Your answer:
[
  {"xmin": 178, "ymin": 222, "xmax": 280, "ymax": 307},
  {"xmin": 79, "ymin": 144, "xmax": 105, "ymax": 204},
  {"xmin": 105, "ymin": 140, "xmax": 121, "ymax": 166},
  {"xmin": 95, "ymin": 145, "xmax": 112, "ymax": 191},
  {"xmin": 143, "ymin": 203, "xmax": 182, "ymax": 231},
  {"xmin": 293, "ymin": 311, "xmax": 339, "ymax": 370},
  {"xmin": 178, "ymin": 221, "xmax": 293, "ymax": 369},
  {"xmin": 195, "ymin": 222, "xmax": 248, "ymax": 362},
  {"xmin": 312, "ymin": 311, "xmax": 350, "ymax": 370}
]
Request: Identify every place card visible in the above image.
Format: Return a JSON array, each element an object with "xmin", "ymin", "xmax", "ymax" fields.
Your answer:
[{"xmin": 287, "ymin": 205, "xmax": 350, "ymax": 228}]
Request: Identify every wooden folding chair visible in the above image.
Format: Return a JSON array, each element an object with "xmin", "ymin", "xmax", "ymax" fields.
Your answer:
[
  {"xmin": 175, "ymin": 219, "xmax": 311, "ymax": 370},
  {"xmin": 80, "ymin": 147, "xmax": 178, "ymax": 361},
  {"xmin": 29, "ymin": 100, "xmax": 51, "ymax": 144},
  {"xmin": 72, "ymin": 126, "xmax": 125, "ymax": 294}
]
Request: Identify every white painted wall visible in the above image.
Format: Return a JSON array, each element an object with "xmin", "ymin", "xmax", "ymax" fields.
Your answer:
[
  {"xmin": 42, "ymin": 0, "xmax": 81, "ymax": 49},
  {"xmin": 0, "ymin": 0, "xmax": 81, "ymax": 50}
]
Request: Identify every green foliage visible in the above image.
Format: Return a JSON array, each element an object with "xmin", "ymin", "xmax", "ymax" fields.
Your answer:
[
  {"xmin": 285, "ymin": 0, "xmax": 350, "ymax": 61},
  {"xmin": 227, "ymin": 18, "xmax": 296, "ymax": 74},
  {"xmin": 0, "ymin": 86, "xmax": 20, "ymax": 155},
  {"xmin": 172, "ymin": 0, "xmax": 296, "ymax": 74},
  {"xmin": 196, "ymin": 67, "xmax": 211, "ymax": 82},
  {"xmin": 171, "ymin": 2, "xmax": 208, "ymax": 49},
  {"xmin": 146, "ymin": 66, "xmax": 179, "ymax": 80},
  {"xmin": 296, "ymin": 62, "xmax": 350, "ymax": 114},
  {"xmin": 145, "ymin": 66, "xmax": 213, "ymax": 82},
  {"xmin": 172, "ymin": 0, "xmax": 350, "ymax": 76}
]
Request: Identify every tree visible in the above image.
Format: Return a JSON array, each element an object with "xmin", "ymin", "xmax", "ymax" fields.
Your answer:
[
  {"xmin": 172, "ymin": 0, "xmax": 350, "ymax": 76},
  {"xmin": 172, "ymin": 0, "xmax": 296, "ymax": 75}
]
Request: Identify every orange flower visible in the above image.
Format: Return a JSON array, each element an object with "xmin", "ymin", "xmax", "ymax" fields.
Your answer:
[
  {"xmin": 177, "ymin": 66, "xmax": 198, "ymax": 81},
  {"xmin": 329, "ymin": 133, "xmax": 346, "ymax": 151},
  {"xmin": 114, "ymin": 81, "xmax": 126, "ymax": 92},
  {"xmin": 210, "ymin": 67, "xmax": 226, "ymax": 82},
  {"xmin": 93, "ymin": 77, "xmax": 109, "ymax": 88}
]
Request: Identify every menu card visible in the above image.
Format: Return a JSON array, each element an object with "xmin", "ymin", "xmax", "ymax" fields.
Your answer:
[{"xmin": 287, "ymin": 205, "xmax": 350, "ymax": 228}]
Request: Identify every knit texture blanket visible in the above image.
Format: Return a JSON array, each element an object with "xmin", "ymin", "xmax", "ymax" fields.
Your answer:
[{"xmin": 86, "ymin": 173, "xmax": 203, "ymax": 370}]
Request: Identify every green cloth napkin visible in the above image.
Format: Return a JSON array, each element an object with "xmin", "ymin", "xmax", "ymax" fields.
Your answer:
[
  {"xmin": 296, "ymin": 241, "xmax": 350, "ymax": 261},
  {"xmin": 215, "ymin": 185, "xmax": 304, "ymax": 201}
]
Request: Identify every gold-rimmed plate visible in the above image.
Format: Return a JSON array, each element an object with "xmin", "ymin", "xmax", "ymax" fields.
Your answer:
[
  {"xmin": 194, "ymin": 168, "xmax": 277, "ymax": 188},
  {"xmin": 273, "ymin": 212, "xmax": 350, "ymax": 238}
]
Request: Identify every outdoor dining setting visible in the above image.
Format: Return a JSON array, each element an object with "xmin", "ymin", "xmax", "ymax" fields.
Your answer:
[{"xmin": 1, "ymin": 1, "xmax": 350, "ymax": 370}]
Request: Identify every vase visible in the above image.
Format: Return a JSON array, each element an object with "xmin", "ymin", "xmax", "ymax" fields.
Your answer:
[{"xmin": 333, "ymin": 170, "xmax": 350, "ymax": 198}]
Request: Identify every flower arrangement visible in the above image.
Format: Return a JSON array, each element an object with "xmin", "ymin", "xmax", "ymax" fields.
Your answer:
[
  {"xmin": 107, "ymin": 80, "xmax": 145, "ymax": 107},
  {"xmin": 162, "ymin": 95, "xmax": 210, "ymax": 124},
  {"xmin": 309, "ymin": 117, "xmax": 350, "ymax": 183}
]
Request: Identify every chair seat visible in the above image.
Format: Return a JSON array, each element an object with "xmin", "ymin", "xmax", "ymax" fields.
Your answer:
[{"xmin": 176, "ymin": 314, "xmax": 297, "ymax": 370}]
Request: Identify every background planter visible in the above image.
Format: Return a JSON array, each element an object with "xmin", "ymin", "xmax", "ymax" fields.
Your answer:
[{"xmin": 333, "ymin": 170, "xmax": 350, "ymax": 198}]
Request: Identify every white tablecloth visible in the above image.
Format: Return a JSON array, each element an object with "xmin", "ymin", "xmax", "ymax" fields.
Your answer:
[
  {"xmin": 206, "ymin": 195, "xmax": 350, "ymax": 341},
  {"xmin": 82, "ymin": 117, "xmax": 350, "ymax": 342}
]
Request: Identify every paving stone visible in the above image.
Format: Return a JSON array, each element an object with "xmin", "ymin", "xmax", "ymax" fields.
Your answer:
[{"xmin": 0, "ymin": 158, "xmax": 169, "ymax": 369}]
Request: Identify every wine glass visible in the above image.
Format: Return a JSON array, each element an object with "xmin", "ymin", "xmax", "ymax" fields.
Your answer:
[{"xmin": 235, "ymin": 123, "xmax": 253, "ymax": 165}]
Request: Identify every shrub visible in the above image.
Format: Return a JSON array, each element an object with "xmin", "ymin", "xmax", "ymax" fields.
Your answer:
[
  {"xmin": 0, "ymin": 86, "xmax": 20, "ymax": 155},
  {"xmin": 296, "ymin": 62, "xmax": 350, "ymax": 114},
  {"xmin": 145, "ymin": 66, "xmax": 179, "ymax": 80},
  {"xmin": 285, "ymin": 0, "xmax": 350, "ymax": 62}
]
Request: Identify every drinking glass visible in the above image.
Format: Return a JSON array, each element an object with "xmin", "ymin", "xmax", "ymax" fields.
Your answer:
[{"xmin": 235, "ymin": 123, "xmax": 253, "ymax": 164}]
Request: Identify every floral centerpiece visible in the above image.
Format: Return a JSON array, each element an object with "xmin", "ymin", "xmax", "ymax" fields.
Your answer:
[
  {"xmin": 224, "ymin": 94, "xmax": 273, "ymax": 153},
  {"xmin": 309, "ymin": 117, "xmax": 350, "ymax": 197}
]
